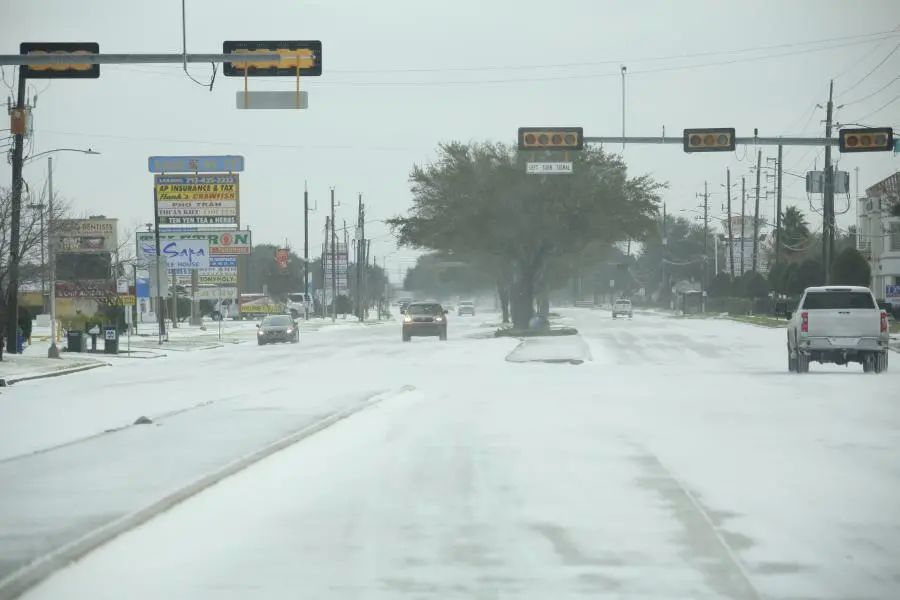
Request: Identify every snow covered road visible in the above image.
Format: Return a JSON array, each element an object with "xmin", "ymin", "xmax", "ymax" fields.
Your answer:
[{"xmin": 10, "ymin": 309, "xmax": 900, "ymax": 599}]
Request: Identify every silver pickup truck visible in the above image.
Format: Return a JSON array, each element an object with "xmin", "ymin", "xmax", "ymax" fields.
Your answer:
[{"xmin": 786, "ymin": 286, "xmax": 890, "ymax": 373}]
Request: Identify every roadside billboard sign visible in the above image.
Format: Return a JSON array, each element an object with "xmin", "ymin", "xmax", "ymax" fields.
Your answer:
[
  {"xmin": 148, "ymin": 155, "xmax": 244, "ymax": 173},
  {"xmin": 154, "ymin": 174, "xmax": 239, "ymax": 226},
  {"xmin": 55, "ymin": 280, "xmax": 115, "ymax": 298},
  {"xmin": 137, "ymin": 230, "xmax": 251, "ymax": 256},
  {"xmin": 53, "ymin": 218, "xmax": 118, "ymax": 253},
  {"xmin": 195, "ymin": 287, "xmax": 238, "ymax": 300}
]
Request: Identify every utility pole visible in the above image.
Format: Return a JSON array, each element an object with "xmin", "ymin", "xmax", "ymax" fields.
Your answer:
[
  {"xmin": 739, "ymin": 176, "xmax": 746, "ymax": 275},
  {"xmin": 5, "ymin": 69, "xmax": 26, "ymax": 353},
  {"xmin": 356, "ymin": 193, "xmax": 363, "ymax": 321},
  {"xmin": 703, "ymin": 181, "xmax": 709, "ymax": 309},
  {"xmin": 620, "ymin": 65, "xmax": 626, "ymax": 151},
  {"xmin": 776, "ymin": 145, "xmax": 783, "ymax": 267},
  {"xmin": 753, "ymin": 150, "xmax": 762, "ymax": 273},
  {"xmin": 365, "ymin": 238, "xmax": 371, "ymax": 320},
  {"xmin": 330, "ymin": 187, "xmax": 336, "ymax": 322},
  {"xmin": 661, "ymin": 202, "xmax": 668, "ymax": 307},
  {"xmin": 823, "ymin": 79, "xmax": 835, "ymax": 284},
  {"xmin": 726, "ymin": 168, "xmax": 734, "ymax": 277},
  {"xmin": 303, "ymin": 181, "xmax": 309, "ymax": 319}
]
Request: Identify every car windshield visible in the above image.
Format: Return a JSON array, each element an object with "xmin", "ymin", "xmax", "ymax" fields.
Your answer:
[
  {"xmin": 262, "ymin": 315, "xmax": 293, "ymax": 326},
  {"xmin": 7, "ymin": 5, "xmax": 898, "ymax": 598},
  {"xmin": 407, "ymin": 304, "xmax": 443, "ymax": 315},
  {"xmin": 802, "ymin": 291, "xmax": 876, "ymax": 310}
]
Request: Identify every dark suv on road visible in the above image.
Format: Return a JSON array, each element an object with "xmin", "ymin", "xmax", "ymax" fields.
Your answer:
[
  {"xmin": 402, "ymin": 302, "xmax": 448, "ymax": 341},
  {"xmin": 257, "ymin": 314, "xmax": 299, "ymax": 345}
]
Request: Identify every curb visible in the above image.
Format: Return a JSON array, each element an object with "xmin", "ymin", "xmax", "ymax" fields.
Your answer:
[
  {"xmin": 0, "ymin": 384, "xmax": 414, "ymax": 600},
  {"xmin": 0, "ymin": 362, "xmax": 108, "ymax": 387}
]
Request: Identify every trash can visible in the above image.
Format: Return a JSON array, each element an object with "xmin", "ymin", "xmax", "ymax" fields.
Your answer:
[
  {"xmin": 104, "ymin": 326, "xmax": 119, "ymax": 354},
  {"xmin": 67, "ymin": 330, "xmax": 84, "ymax": 352}
]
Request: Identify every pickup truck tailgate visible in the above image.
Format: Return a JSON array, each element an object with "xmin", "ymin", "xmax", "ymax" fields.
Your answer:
[{"xmin": 807, "ymin": 309, "xmax": 881, "ymax": 338}]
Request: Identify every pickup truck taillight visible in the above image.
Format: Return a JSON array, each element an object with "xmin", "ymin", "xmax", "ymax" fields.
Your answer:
[
  {"xmin": 881, "ymin": 311, "xmax": 889, "ymax": 334},
  {"xmin": 800, "ymin": 312, "xmax": 809, "ymax": 333}
]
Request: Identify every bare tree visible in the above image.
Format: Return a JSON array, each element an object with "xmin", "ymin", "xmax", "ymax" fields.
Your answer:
[{"xmin": 1, "ymin": 185, "xmax": 70, "ymax": 315}]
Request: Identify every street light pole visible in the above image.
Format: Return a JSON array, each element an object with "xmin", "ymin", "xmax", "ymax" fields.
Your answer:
[{"xmin": 47, "ymin": 156, "xmax": 60, "ymax": 358}]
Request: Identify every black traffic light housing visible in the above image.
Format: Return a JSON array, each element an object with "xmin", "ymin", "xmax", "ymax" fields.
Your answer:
[
  {"xmin": 518, "ymin": 127, "xmax": 584, "ymax": 151},
  {"xmin": 223, "ymin": 40, "xmax": 322, "ymax": 77},
  {"xmin": 683, "ymin": 128, "xmax": 736, "ymax": 153},
  {"xmin": 20, "ymin": 42, "xmax": 100, "ymax": 79},
  {"xmin": 838, "ymin": 127, "xmax": 893, "ymax": 153}
]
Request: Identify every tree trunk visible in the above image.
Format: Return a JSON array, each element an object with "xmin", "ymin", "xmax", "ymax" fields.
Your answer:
[
  {"xmin": 511, "ymin": 269, "xmax": 535, "ymax": 330},
  {"xmin": 537, "ymin": 292, "xmax": 550, "ymax": 317},
  {"xmin": 497, "ymin": 279, "xmax": 510, "ymax": 324}
]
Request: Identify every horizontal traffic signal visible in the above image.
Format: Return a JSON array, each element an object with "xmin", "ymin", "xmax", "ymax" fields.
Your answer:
[
  {"xmin": 683, "ymin": 128, "xmax": 735, "ymax": 153},
  {"xmin": 223, "ymin": 41, "xmax": 322, "ymax": 77},
  {"xmin": 838, "ymin": 127, "xmax": 893, "ymax": 153},
  {"xmin": 518, "ymin": 127, "xmax": 584, "ymax": 151},
  {"xmin": 20, "ymin": 42, "xmax": 99, "ymax": 79}
]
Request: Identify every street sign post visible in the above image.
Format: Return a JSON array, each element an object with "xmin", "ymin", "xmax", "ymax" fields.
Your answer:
[
  {"xmin": 236, "ymin": 91, "xmax": 308, "ymax": 109},
  {"xmin": 526, "ymin": 162, "xmax": 573, "ymax": 175}
]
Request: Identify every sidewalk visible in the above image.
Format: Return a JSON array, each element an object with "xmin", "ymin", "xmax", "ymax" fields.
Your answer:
[{"xmin": 0, "ymin": 354, "xmax": 106, "ymax": 386}]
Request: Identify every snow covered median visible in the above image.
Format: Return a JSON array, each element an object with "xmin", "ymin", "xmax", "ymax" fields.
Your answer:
[{"xmin": 505, "ymin": 335, "xmax": 592, "ymax": 364}]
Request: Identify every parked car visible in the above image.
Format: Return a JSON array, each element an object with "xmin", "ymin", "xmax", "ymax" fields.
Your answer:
[
  {"xmin": 612, "ymin": 299, "xmax": 633, "ymax": 319},
  {"xmin": 786, "ymin": 286, "xmax": 889, "ymax": 373},
  {"xmin": 398, "ymin": 298, "xmax": 413, "ymax": 315},
  {"xmin": 257, "ymin": 314, "xmax": 299, "ymax": 346},
  {"xmin": 457, "ymin": 300, "xmax": 475, "ymax": 316},
  {"xmin": 402, "ymin": 302, "xmax": 448, "ymax": 341}
]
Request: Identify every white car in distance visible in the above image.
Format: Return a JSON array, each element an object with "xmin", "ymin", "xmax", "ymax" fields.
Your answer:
[{"xmin": 612, "ymin": 299, "xmax": 633, "ymax": 319}]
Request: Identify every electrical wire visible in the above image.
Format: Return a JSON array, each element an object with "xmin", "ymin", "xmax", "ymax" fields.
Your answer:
[
  {"xmin": 848, "ymin": 92, "xmax": 900, "ymax": 122},
  {"xmin": 840, "ymin": 75, "xmax": 900, "ymax": 107},
  {"xmin": 105, "ymin": 33, "xmax": 899, "ymax": 88},
  {"xmin": 840, "ymin": 43, "xmax": 900, "ymax": 93}
]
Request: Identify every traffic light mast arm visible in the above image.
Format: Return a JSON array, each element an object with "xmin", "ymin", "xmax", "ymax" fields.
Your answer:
[
  {"xmin": 583, "ymin": 136, "xmax": 839, "ymax": 147},
  {"xmin": 0, "ymin": 53, "xmax": 282, "ymax": 66}
]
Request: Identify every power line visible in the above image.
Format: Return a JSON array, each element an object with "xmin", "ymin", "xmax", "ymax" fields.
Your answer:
[
  {"xmin": 848, "ymin": 91, "xmax": 900, "ymax": 122},
  {"xmin": 840, "ymin": 43, "xmax": 900, "ymax": 93},
  {"xmin": 104, "ymin": 33, "xmax": 898, "ymax": 88},
  {"xmin": 840, "ymin": 75, "xmax": 900, "ymax": 107}
]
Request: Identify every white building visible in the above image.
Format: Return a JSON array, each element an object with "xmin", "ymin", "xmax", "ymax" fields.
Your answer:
[{"xmin": 857, "ymin": 172, "xmax": 900, "ymax": 306}]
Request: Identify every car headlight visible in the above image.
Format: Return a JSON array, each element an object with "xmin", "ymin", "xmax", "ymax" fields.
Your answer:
[
  {"xmin": 257, "ymin": 329, "xmax": 265, "ymax": 336},
  {"xmin": 286, "ymin": 328, "xmax": 293, "ymax": 334},
  {"xmin": 434, "ymin": 316, "xmax": 443, "ymax": 322},
  {"xmin": 404, "ymin": 315, "xmax": 412, "ymax": 323}
]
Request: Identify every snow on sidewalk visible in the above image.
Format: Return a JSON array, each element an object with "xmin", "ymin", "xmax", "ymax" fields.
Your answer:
[{"xmin": 0, "ymin": 354, "xmax": 106, "ymax": 385}]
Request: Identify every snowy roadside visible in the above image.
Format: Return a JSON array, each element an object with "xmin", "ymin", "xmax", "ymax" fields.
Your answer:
[{"xmin": 0, "ymin": 354, "xmax": 107, "ymax": 387}]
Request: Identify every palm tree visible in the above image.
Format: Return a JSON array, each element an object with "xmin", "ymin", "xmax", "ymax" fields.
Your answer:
[{"xmin": 781, "ymin": 206, "xmax": 810, "ymax": 254}]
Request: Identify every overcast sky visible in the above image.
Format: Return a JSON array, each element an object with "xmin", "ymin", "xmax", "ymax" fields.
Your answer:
[{"xmin": 2, "ymin": 0, "xmax": 899, "ymax": 282}]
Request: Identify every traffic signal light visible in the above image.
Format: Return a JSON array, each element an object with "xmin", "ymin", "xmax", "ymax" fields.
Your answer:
[
  {"xmin": 20, "ymin": 43, "xmax": 99, "ymax": 79},
  {"xmin": 518, "ymin": 127, "xmax": 584, "ymax": 151},
  {"xmin": 683, "ymin": 128, "xmax": 736, "ymax": 153},
  {"xmin": 838, "ymin": 128, "xmax": 893, "ymax": 153},
  {"xmin": 223, "ymin": 41, "xmax": 322, "ymax": 77}
]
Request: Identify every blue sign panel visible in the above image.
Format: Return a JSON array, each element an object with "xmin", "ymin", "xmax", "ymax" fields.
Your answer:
[
  {"xmin": 136, "ymin": 277, "xmax": 150, "ymax": 298},
  {"xmin": 886, "ymin": 284, "xmax": 900, "ymax": 298},
  {"xmin": 148, "ymin": 155, "xmax": 244, "ymax": 173}
]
